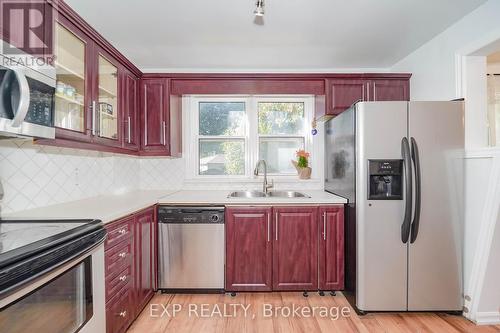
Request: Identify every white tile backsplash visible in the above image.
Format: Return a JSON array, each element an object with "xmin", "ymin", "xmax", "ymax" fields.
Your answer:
[
  {"xmin": 0, "ymin": 139, "xmax": 158, "ymax": 214},
  {"xmin": 0, "ymin": 138, "xmax": 324, "ymax": 215}
]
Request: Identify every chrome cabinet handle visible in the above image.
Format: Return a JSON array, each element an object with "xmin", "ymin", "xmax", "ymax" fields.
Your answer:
[
  {"xmin": 144, "ymin": 87, "xmax": 148, "ymax": 146},
  {"xmin": 267, "ymin": 213, "xmax": 270, "ymax": 242},
  {"xmin": 9, "ymin": 68, "xmax": 30, "ymax": 127},
  {"xmin": 91, "ymin": 101, "xmax": 96, "ymax": 136},
  {"xmin": 118, "ymin": 252, "xmax": 127, "ymax": 258},
  {"xmin": 118, "ymin": 311, "xmax": 126, "ymax": 317},
  {"xmin": 127, "ymin": 116, "xmax": 131, "ymax": 144},
  {"xmin": 118, "ymin": 228, "xmax": 126, "ymax": 235},
  {"xmin": 373, "ymin": 82, "xmax": 376, "ymax": 101},
  {"xmin": 275, "ymin": 212, "xmax": 278, "ymax": 241},
  {"xmin": 162, "ymin": 120, "xmax": 166, "ymax": 146},
  {"xmin": 323, "ymin": 212, "xmax": 327, "ymax": 241},
  {"xmin": 362, "ymin": 84, "xmax": 365, "ymax": 101},
  {"xmin": 119, "ymin": 275, "xmax": 127, "ymax": 282},
  {"xmin": 366, "ymin": 82, "xmax": 370, "ymax": 101}
]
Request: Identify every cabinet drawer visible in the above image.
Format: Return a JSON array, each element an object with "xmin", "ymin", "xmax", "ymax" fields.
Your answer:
[
  {"xmin": 106, "ymin": 281, "xmax": 133, "ymax": 333},
  {"xmin": 105, "ymin": 238, "xmax": 133, "ymax": 279},
  {"xmin": 106, "ymin": 264, "xmax": 133, "ymax": 302},
  {"xmin": 105, "ymin": 217, "xmax": 133, "ymax": 249}
]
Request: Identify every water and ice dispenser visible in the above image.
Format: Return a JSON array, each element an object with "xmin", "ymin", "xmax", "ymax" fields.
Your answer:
[{"xmin": 368, "ymin": 160, "xmax": 403, "ymax": 200}]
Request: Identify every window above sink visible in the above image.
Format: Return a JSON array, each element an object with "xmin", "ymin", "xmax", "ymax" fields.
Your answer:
[{"xmin": 183, "ymin": 95, "xmax": 319, "ymax": 181}]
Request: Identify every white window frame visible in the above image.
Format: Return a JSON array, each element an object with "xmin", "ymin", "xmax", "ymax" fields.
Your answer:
[{"xmin": 183, "ymin": 95, "xmax": 316, "ymax": 180}]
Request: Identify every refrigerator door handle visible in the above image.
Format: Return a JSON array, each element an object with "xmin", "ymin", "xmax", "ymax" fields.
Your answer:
[
  {"xmin": 410, "ymin": 137, "xmax": 422, "ymax": 243},
  {"xmin": 401, "ymin": 137, "xmax": 412, "ymax": 243}
]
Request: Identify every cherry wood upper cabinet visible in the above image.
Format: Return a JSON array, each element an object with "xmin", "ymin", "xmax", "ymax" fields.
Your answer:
[
  {"xmin": 134, "ymin": 208, "xmax": 155, "ymax": 311},
  {"xmin": 140, "ymin": 79, "xmax": 170, "ymax": 156},
  {"xmin": 326, "ymin": 79, "xmax": 366, "ymax": 116},
  {"xmin": 226, "ymin": 207, "xmax": 273, "ymax": 292},
  {"xmin": 319, "ymin": 206, "xmax": 345, "ymax": 291},
  {"xmin": 273, "ymin": 206, "xmax": 318, "ymax": 291},
  {"xmin": 121, "ymin": 70, "xmax": 139, "ymax": 151},
  {"xmin": 369, "ymin": 79, "xmax": 409, "ymax": 102}
]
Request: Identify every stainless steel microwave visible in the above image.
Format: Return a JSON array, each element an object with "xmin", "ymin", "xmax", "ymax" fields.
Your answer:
[{"xmin": 0, "ymin": 42, "xmax": 56, "ymax": 139}]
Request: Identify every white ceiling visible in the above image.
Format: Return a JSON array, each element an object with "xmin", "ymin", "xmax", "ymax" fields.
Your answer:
[{"xmin": 65, "ymin": 0, "xmax": 487, "ymax": 72}]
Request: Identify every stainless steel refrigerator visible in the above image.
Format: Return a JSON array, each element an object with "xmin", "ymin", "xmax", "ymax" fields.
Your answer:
[{"xmin": 325, "ymin": 101, "xmax": 464, "ymax": 313}]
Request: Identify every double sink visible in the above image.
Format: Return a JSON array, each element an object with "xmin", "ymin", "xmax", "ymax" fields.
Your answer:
[{"xmin": 228, "ymin": 190, "xmax": 310, "ymax": 199}]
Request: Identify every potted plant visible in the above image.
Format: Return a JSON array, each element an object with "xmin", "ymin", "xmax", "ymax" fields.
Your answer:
[{"xmin": 292, "ymin": 149, "xmax": 312, "ymax": 179}]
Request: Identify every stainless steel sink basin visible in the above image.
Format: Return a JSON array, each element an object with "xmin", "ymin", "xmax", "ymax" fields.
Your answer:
[
  {"xmin": 227, "ymin": 190, "xmax": 310, "ymax": 198},
  {"xmin": 227, "ymin": 191, "xmax": 267, "ymax": 198},
  {"xmin": 267, "ymin": 191, "xmax": 310, "ymax": 198}
]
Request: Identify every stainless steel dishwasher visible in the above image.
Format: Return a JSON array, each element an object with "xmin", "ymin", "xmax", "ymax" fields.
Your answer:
[{"xmin": 157, "ymin": 206, "xmax": 225, "ymax": 291}]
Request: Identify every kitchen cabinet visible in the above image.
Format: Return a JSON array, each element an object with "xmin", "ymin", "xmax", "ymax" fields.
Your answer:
[
  {"xmin": 225, "ymin": 207, "xmax": 273, "ymax": 291},
  {"xmin": 325, "ymin": 76, "xmax": 410, "ymax": 116},
  {"xmin": 369, "ymin": 79, "xmax": 409, "ymax": 101},
  {"xmin": 225, "ymin": 205, "xmax": 344, "ymax": 292},
  {"xmin": 273, "ymin": 206, "xmax": 318, "ymax": 291},
  {"xmin": 122, "ymin": 70, "xmax": 139, "ymax": 151},
  {"xmin": 326, "ymin": 79, "xmax": 366, "ymax": 116},
  {"xmin": 319, "ymin": 206, "xmax": 345, "ymax": 291},
  {"xmin": 104, "ymin": 206, "xmax": 156, "ymax": 333},
  {"xmin": 135, "ymin": 208, "xmax": 156, "ymax": 310},
  {"xmin": 140, "ymin": 79, "xmax": 171, "ymax": 155}
]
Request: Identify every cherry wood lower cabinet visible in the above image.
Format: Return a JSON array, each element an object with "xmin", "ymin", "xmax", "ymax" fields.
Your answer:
[
  {"xmin": 319, "ymin": 206, "xmax": 345, "ymax": 291},
  {"xmin": 135, "ymin": 208, "xmax": 156, "ymax": 310},
  {"xmin": 226, "ymin": 207, "xmax": 273, "ymax": 291},
  {"xmin": 273, "ymin": 207, "xmax": 319, "ymax": 291},
  {"xmin": 225, "ymin": 205, "xmax": 344, "ymax": 292},
  {"xmin": 104, "ymin": 206, "xmax": 157, "ymax": 333}
]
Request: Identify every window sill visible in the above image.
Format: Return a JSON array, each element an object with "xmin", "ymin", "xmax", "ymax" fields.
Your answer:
[{"xmin": 183, "ymin": 177, "xmax": 322, "ymax": 184}]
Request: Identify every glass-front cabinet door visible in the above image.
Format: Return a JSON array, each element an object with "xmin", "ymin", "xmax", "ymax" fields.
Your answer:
[
  {"xmin": 53, "ymin": 20, "xmax": 90, "ymax": 140},
  {"xmin": 97, "ymin": 54, "xmax": 119, "ymax": 142}
]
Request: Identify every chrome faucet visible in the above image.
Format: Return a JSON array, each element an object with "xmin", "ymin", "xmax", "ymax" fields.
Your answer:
[{"xmin": 254, "ymin": 160, "xmax": 274, "ymax": 194}]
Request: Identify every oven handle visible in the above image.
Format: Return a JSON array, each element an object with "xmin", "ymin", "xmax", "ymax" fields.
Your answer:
[
  {"xmin": 0, "ymin": 229, "xmax": 106, "ymax": 308},
  {"xmin": 10, "ymin": 68, "xmax": 31, "ymax": 128}
]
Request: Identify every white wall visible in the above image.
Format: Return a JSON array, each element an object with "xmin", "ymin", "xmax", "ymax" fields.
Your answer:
[{"xmin": 392, "ymin": 0, "xmax": 500, "ymax": 101}]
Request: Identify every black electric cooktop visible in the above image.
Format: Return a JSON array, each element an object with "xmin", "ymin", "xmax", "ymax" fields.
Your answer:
[{"xmin": 0, "ymin": 219, "xmax": 103, "ymax": 269}]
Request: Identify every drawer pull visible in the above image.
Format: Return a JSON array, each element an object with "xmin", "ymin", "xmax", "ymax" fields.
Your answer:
[
  {"xmin": 118, "ymin": 229, "xmax": 127, "ymax": 235},
  {"xmin": 119, "ymin": 275, "xmax": 127, "ymax": 282},
  {"xmin": 118, "ymin": 310, "xmax": 127, "ymax": 318},
  {"xmin": 118, "ymin": 252, "xmax": 127, "ymax": 258}
]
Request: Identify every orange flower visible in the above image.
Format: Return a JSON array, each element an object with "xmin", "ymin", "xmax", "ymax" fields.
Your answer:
[{"xmin": 296, "ymin": 150, "xmax": 310, "ymax": 158}]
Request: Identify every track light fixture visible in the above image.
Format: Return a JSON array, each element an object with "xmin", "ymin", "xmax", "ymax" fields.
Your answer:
[{"xmin": 254, "ymin": 0, "xmax": 264, "ymax": 17}]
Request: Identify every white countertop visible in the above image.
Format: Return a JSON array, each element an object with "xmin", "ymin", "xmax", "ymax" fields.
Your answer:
[
  {"xmin": 1, "ymin": 190, "xmax": 175, "ymax": 224},
  {"xmin": 158, "ymin": 190, "xmax": 347, "ymax": 205},
  {"xmin": 1, "ymin": 189, "xmax": 346, "ymax": 225}
]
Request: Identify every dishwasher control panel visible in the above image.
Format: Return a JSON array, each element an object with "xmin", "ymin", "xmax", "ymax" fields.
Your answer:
[{"xmin": 157, "ymin": 206, "xmax": 225, "ymax": 224}]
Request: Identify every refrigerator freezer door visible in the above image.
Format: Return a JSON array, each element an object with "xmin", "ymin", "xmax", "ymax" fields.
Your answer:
[
  {"xmin": 356, "ymin": 102, "xmax": 409, "ymax": 311},
  {"xmin": 407, "ymin": 101, "xmax": 464, "ymax": 311}
]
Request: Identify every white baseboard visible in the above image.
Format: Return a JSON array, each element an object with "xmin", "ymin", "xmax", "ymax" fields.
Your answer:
[{"xmin": 474, "ymin": 311, "xmax": 500, "ymax": 325}]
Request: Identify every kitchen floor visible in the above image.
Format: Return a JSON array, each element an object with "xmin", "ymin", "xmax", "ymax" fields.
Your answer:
[{"xmin": 127, "ymin": 292, "xmax": 500, "ymax": 333}]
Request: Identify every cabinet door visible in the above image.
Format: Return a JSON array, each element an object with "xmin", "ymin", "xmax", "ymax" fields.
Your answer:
[
  {"xmin": 53, "ymin": 18, "xmax": 93, "ymax": 142},
  {"xmin": 226, "ymin": 207, "xmax": 273, "ymax": 291},
  {"xmin": 273, "ymin": 207, "xmax": 318, "ymax": 291},
  {"xmin": 135, "ymin": 208, "xmax": 155, "ymax": 311},
  {"xmin": 370, "ymin": 79, "xmax": 409, "ymax": 101},
  {"xmin": 326, "ymin": 79, "xmax": 366, "ymax": 115},
  {"xmin": 93, "ymin": 49, "xmax": 121, "ymax": 147},
  {"xmin": 121, "ymin": 70, "xmax": 139, "ymax": 150},
  {"xmin": 319, "ymin": 206, "xmax": 345, "ymax": 291},
  {"xmin": 140, "ymin": 79, "xmax": 170, "ymax": 155}
]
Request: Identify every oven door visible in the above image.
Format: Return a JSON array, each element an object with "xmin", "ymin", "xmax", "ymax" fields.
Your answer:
[{"xmin": 0, "ymin": 244, "xmax": 105, "ymax": 333}]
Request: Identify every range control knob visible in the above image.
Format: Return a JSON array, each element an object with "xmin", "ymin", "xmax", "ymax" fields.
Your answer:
[{"xmin": 210, "ymin": 214, "xmax": 220, "ymax": 222}]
